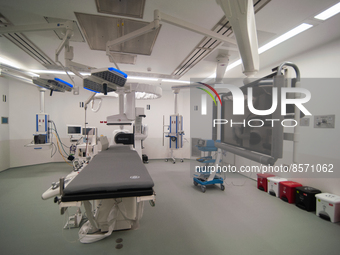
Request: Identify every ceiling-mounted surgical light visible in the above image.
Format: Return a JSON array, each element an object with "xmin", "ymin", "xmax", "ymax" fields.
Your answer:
[
  {"xmin": 314, "ymin": 2, "xmax": 340, "ymax": 20},
  {"xmin": 32, "ymin": 77, "xmax": 73, "ymax": 92},
  {"xmin": 135, "ymin": 91, "xmax": 160, "ymax": 99},
  {"xmin": 31, "ymin": 70, "xmax": 189, "ymax": 84},
  {"xmin": 130, "ymin": 83, "xmax": 162, "ymax": 100}
]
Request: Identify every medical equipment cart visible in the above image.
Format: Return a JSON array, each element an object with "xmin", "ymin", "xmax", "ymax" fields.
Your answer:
[{"xmin": 193, "ymin": 139, "xmax": 224, "ymax": 193}]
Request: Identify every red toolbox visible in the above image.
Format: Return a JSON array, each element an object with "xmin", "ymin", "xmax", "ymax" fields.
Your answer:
[
  {"xmin": 280, "ymin": 181, "xmax": 303, "ymax": 203},
  {"xmin": 257, "ymin": 173, "xmax": 275, "ymax": 192}
]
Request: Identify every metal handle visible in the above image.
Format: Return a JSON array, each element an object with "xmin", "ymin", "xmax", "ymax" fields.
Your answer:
[{"xmin": 59, "ymin": 178, "xmax": 65, "ymax": 196}]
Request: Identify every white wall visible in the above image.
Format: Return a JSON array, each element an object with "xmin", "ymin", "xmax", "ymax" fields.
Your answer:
[
  {"xmin": 6, "ymin": 77, "xmax": 99, "ymax": 167},
  {"xmin": 0, "ymin": 77, "xmax": 10, "ymax": 171},
  {"xmin": 136, "ymin": 89, "xmax": 191, "ymax": 160},
  {"xmin": 2, "ymin": 74, "xmax": 192, "ymax": 168},
  {"xmin": 231, "ymin": 37, "xmax": 340, "ymax": 194},
  {"xmin": 8, "ymin": 79, "xmax": 63, "ymax": 167},
  {"xmin": 190, "ymin": 86, "xmax": 214, "ymax": 141},
  {"xmin": 177, "ymin": 89, "xmax": 191, "ymax": 159}
]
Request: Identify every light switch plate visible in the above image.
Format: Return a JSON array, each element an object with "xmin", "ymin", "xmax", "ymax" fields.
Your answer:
[{"xmin": 300, "ymin": 118, "xmax": 310, "ymax": 127}]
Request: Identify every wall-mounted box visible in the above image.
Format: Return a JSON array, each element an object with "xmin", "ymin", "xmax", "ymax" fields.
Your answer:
[
  {"xmin": 314, "ymin": 115, "xmax": 335, "ymax": 128},
  {"xmin": 1, "ymin": 117, "xmax": 8, "ymax": 124}
]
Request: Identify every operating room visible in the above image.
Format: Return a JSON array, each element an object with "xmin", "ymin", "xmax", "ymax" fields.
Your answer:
[{"xmin": 1, "ymin": 0, "xmax": 340, "ymax": 254}]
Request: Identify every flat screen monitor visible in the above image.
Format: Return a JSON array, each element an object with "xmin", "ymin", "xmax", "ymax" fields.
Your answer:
[
  {"xmin": 82, "ymin": 127, "xmax": 96, "ymax": 136},
  {"xmin": 67, "ymin": 125, "xmax": 82, "ymax": 136},
  {"xmin": 220, "ymin": 75, "xmax": 285, "ymax": 158}
]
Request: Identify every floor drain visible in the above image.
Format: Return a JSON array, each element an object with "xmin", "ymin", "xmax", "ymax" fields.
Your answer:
[{"xmin": 115, "ymin": 244, "xmax": 123, "ymax": 249}]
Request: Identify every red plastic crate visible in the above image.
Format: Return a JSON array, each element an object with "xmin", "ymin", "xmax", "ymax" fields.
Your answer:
[
  {"xmin": 257, "ymin": 173, "xmax": 275, "ymax": 192},
  {"xmin": 280, "ymin": 181, "xmax": 303, "ymax": 203}
]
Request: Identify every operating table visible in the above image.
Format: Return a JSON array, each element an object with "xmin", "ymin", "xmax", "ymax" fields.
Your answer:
[{"xmin": 52, "ymin": 145, "xmax": 155, "ymax": 243}]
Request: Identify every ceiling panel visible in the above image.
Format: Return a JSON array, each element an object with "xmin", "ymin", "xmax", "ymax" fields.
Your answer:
[
  {"xmin": 75, "ymin": 12, "xmax": 160, "ymax": 55},
  {"xmin": 0, "ymin": 0, "xmax": 339, "ymax": 88},
  {"xmin": 96, "ymin": 0, "xmax": 145, "ymax": 19}
]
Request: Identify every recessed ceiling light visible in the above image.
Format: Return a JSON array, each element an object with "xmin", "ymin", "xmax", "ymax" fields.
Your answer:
[
  {"xmin": 161, "ymin": 79, "xmax": 190, "ymax": 84},
  {"xmin": 226, "ymin": 59, "xmax": 242, "ymax": 71},
  {"xmin": 206, "ymin": 23, "xmax": 313, "ymax": 78},
  {"xmin": 314, "ymin": 2, "xmax": 340, "ymax": 20},
  {"xmin": 30, "ymin": 70, "xmax": 91, "ymax": 76},
  {"xmin": 127, "ymin": 76, "xmax": 159, "ymax": 81},
  {"xmin": 31, "ymin": 70, "xmax": 69, "ymax": 75},
  {"xmin": 258, "ymin": 23, "xmax": 313, "ymax": 54}
]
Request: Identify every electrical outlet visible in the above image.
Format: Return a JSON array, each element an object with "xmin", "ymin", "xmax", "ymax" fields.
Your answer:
[{"xmin": 314, "ymin": 115, "xmax": 335, "ymax": 128}]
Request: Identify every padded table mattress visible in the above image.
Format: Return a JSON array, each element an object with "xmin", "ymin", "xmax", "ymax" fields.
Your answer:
[{"xmin": 61, "ymin": 146, "xmax": 154, "ymax": 202}]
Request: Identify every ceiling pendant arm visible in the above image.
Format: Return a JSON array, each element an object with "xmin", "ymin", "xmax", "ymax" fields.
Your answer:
[
  {"xmin": 0, "ymin": 20, "xmax": 86, "ymax": 94},
  {"xmin": 216, "ymin": 0, "xmax": 259, "ymax": 77},
  {"xmin": 0, "ymin": 21, "xmax": 72, "ymax": 34},
  {"xmin": 105, "ymin": 20, "xmax": 160, "ymax": 62},
  {"xmin": 154, "ymin": 10, "xmax": 237, "ymax": 46},
  {"xmin": 55, "ymin": 23, "xmax": 74, "ymax": 63}
]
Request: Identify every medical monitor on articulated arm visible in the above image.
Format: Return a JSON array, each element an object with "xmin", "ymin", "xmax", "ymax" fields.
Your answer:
[
  {"xmin": 221, "ymin": 77, "xmax": 278, "ymax": 157},
  {"xmin": 67, "ymin": 125, "xmax": 82, "ymax": 136},
  {"xmin": 82, "ymin": 127, "xmax": 96, "ymax": 136},
  {"xmin": 82, "ymin": 127, "xmax": 97, "ymax": 145},
  {"xmin": 219, "ymin": 73, "xmax": 284, "ymax": 165},
  {"xmin": 216, "ymin": 63, "xmax": 303, "ymax": 165}
]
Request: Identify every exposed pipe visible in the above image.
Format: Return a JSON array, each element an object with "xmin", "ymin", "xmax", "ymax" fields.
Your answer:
[
  {"xmin": 293, "ymin": 78, "xmax": 301, "ymax": 164},
  {"xmin": 55, "ymin": 26, "xmax": 74, "ymax": 63},
  {"xmin": 40, "ymin": 88, "xmax": 45, "ymax": 113},
  {"xmin": 119, "ymin": 92, "xmax": 124, "ymax": 115},
  {"xmin": 277, "ymin": 62, "xmax": 301, "ymax": 164},
  {"xmin": 174, "ymin": 91, "xmax": 179, "ymax": 115},
  {"xmin": 278, "ymin": 62, "xmax": 300, "ymax": 81}
]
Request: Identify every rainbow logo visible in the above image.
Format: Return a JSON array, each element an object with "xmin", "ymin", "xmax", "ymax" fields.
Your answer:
[{"xmin": 196, "ymin": 82, "xmax": 222, "ymax": 106}]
